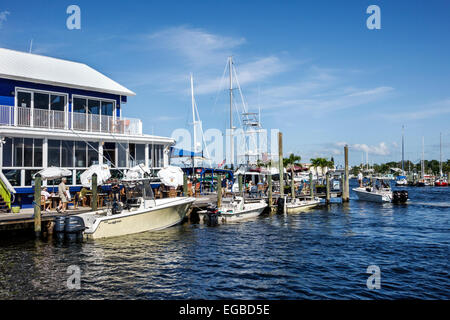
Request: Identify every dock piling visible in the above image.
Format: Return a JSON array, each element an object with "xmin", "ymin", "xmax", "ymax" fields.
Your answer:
[
  {"xmin": 326, "ymin": 172, "xmax": 330, "ymax": 204},
  {"xmin": 291, "ymin": 168, "xmax": 295, "ymax": 199},
  {"xmin": 238, "ymin": 174, "xmax": 243, "ymax": 196},
  {"xmin": 268, "ymin": 174, "xmax": 273, "ymax": 208},
  {"xmin": 343, "ymin": 145, "xmax": 350, "ymax": 202},
  {"xmin": 217, "ymin": 175, "xmax": 222, "ymax": 208},
  {"xmin": 309, "ymin": 172, "xmax": 314, "ymax": 199},
  {"xmin": 183, "ymin": 174, "xmax": 188, "ymax": 196},
  {"xmin": 34, "ymin": 173, "xmax": 41, "ymax": 237},
  {"xmin": 278, "ymin": 132, "xmax": 284, "ymax": 196},
  {"xmin": 92, "ymin": 173, "xmax": 98, "ymax": 211}
]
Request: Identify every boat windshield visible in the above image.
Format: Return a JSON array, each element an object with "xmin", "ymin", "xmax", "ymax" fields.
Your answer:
[{"xmin": 122, "ymin": 178, "xmax": 155, "ymax": 200}]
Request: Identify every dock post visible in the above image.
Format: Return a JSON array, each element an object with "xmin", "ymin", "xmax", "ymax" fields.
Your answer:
[
  {"xmin": 238, "ymin": 174, "xmax": 243, "ymax": 196},
  {"xmin": 278, "ymin": 132, "xmax": 284, "ymax": 196},
  {"xmin": 183, "ymin": 174, "xmax": 188, "ymax": 196},
  {"xmin": 92, "ymin": 173, "xmax": 98, "ymax": 211},
  {"xmin": 309, "ymin": 172, "xmax": 314, "ymax": 199},
  {"xmin": 291, "ymin": 168, "xmax": 295, "ymax": 199},
  {"xmin": 217, "ymin": 175, "xmax": 222, "ymax": 208},
  {"xmin": 268, "ymin": 174, "xmax": 273, "ymax": 208},
  {"xmin": 326, "ymin": 172, "xmax": 330, "ymax": 204},
  {"xmin": 343, "ymin": 145, "xmax": 350, "ymax": 202},
  {"xmin": 341, "ymin": 173, "xmax": 345, "ymax": 200},
  {"xmin": 34, "ymin": 173, "xmax": 42, "ymax": 237}
]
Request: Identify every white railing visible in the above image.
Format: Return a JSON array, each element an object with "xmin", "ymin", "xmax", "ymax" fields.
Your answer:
[{"xmin": 0, "ymin": 106, "xmax": 142, "ymax": 135}]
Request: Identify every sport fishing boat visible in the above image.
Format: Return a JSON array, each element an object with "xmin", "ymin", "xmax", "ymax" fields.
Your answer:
[
  {"xmin": 435, "ymin": 178, "xmax": 448, "ymax": 187},
  {"xmin": 67, "ymin": 178, "xmax": 195, "ymax": 239},
  {"xmin": 285, "ymin": 197, "xmax": 321, "ymax": 214},
  {"xmin": 353, "ymin": 179, "xmax": 408, "ymax": 203},
  {"xmin": 198, "ymin": 196, "xmax": 267, "ymax": 224}
]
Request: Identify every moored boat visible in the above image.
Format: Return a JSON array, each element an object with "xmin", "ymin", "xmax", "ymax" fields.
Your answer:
[
  {"xmin": 198, "ymin": 196, "xmax": 267, "ymax": 224},
  {"xmin": 285, "ymin": 198, "xmax": 321, "ymax": 214}
]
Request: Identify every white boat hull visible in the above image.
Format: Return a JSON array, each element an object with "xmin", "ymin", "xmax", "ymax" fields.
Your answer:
[
  {"xmin": 199, "ymin": 200, "xmax": 267, "ymax": 224},
  {"xmin": 352, "ymin": 188, "xmax": 392, "ymax": 203},
  {"xmin": 78, "ymin": 197, "xmax": 195, "ymax": 239},
  {"xmin": 286, "ymin": 199, "xmax": 321, "ymax": 214}
]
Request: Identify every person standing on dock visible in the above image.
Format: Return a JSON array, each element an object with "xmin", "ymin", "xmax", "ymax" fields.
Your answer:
[
  {"xmin": 56, "ymin": 178, "xmax": 69, "ymax": 213},
  {"xmin": 358, "ymin": 172, "xmax": 363, "ymax": 187}
]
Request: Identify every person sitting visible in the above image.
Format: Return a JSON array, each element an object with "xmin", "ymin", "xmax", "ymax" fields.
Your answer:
[
  {"xmin": 80, "ymin": 187, "xmax": 89, "ymax": 207},
  {"xmin": 41, "ymin": 187, "xmax": 52, "ymax": 212}
]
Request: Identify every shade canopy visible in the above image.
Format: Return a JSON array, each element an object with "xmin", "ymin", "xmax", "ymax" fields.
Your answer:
[
  {"xmin": 80, "ymin": 164, "xmax": 111, "ymax": 188},
  {"xmin": 34, "ymin": 167, "xmax": 72, "ymax": 180},
  {"xmin": 124, "ymin": 163, "xmax": 151, "ymax": 180},
  {"xmin": 157, "ymin": 166, "xmax": 184, "ymax": 188}
]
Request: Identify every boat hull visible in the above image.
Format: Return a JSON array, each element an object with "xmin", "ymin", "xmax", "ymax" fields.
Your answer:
[
  {"xmin": 82, "ymin": 198, "xmax": 194, "ymax": 239},
  {"xmin": 199, "ymin": 203, "xmax": 267, "ymax": 224},
  {"xmin": 286, "ymin": 201, "xmax": 321, "ymax": 214}
]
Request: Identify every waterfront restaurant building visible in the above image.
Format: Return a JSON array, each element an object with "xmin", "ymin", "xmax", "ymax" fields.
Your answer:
[{"xmin": 0, "ymin": 48, "xmax": 174, "ymax": 207}]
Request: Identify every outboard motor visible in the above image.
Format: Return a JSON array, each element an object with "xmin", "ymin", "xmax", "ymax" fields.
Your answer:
[
  {"xmin": 64, "ymin": 216, "xmax": 86, "ymax": 241},
  {"xmin": 392, "ymin": 190, "xmax": 408, "ymax": 204},
  {"xmin": 54, "ymin": 216, "xmax": 65, "ymax": 233},
  {"xmin": 204, "ymin": 205, "xmax": 219, "ymax": 226}
]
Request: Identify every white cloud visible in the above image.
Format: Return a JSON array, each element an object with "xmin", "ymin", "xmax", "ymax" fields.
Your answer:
[
  {"xmin": 349, "ymin": 142, "xmax": 390, "ymax": 156},
  {"xmin": 148, "ymin": 25, "xmax": 245, "ymax": 66},
  {"xmin": 0, "ymin": 11, "xmax": 10, "ymax": 28},
  {"xmin": 384, "ymin": 99, "xmax": 450, "ymax": 121}
]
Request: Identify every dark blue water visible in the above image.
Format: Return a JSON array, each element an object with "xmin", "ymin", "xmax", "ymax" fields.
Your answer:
[{"xmin": 0, "ymin": 181, "xmax": 449, "ymax": 299}]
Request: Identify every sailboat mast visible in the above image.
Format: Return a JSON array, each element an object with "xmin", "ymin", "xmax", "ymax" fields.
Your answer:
[
  {"xmin": 440, "ymin": 132, "xmax": 443, "ymax": 177},
  {"xmin": 421, "ymin": 136, "xmax": 425, "ymax": 178},
  {"xmin": 190, "ymin": 74, "xmax": 197, "ymax": 168},
  {"xmin": 401, "ymin": 125, "xmax": 405, "ymax": 174},
  {"xmin": 229, "ymin": 56, "xmax": 234, "ymax": 169}
]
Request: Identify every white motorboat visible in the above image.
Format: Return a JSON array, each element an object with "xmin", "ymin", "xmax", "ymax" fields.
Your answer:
[
  {"xmin": 395, "ymin": 176, "xmax": 408, "ymax": 186},
  {"xmin": 352, "ymin": 186, "xmax": 393, "ymax": 203},
  {"xmin": 285, "ymin": 197, "xmax": 321, "ymax": 214},
  {"xmin": 198, "ymin": 196, "xmax": 267, "ymax": 224},
  {"xmin": 72, "ymin": 178, "xmax": 195, "ymax": 239}
]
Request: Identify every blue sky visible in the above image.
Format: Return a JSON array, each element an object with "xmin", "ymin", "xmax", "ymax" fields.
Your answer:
[{"xmin": 0, "ymin": 0, "xmax": 449, "ymax": 166}]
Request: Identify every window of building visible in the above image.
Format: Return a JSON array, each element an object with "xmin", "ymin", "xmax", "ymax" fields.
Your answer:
[
  {"xmin": 51, "ymin": 95, "xmax": 65, "ymax": 111},
  {"xmin": 2, "ymin": 170, "xmax": 21, "ymax": 186},
  {"xmin": 103, "ymin": 142, "xmax": 116, "ymax": 167},
  {"xmin": 24, "ymin": 138, "xmax": 33, "ymax": 167},
  {"xmin": 48, "ymin": 140, "xmax": 61, "ymax": 167},
  {"xmin": 17, "ymin": 91, "xmax": 31, "ymax": 108},
  {"xmin": 61, "ymin": 140, "xmax": 74, "ymax": 167},
  {"xmin": 88, "ymin": 142, "xmax": 99, "ymax": 166},
  {"xmin": 34, "ymin": 93, "xmax": 49, "ymax": 110},
  {"xmin": 34, "ymin": 139, "xmax": 43, "ymax": 167},
  {"xmin": 136, "ymin": 144, "xmax": 145, "ymax": 165},
  {"xmin": 88, "ymin": 99, "xmax": 100, "ymax": 115},
  {"xmin": 75, "ymin": 141, "xmax": 87, "ymax": 168},
  {"xmin": 2, "ymin": 137, "xmax": 12, "ymax": 167},
  {"xmin": 13, "ymin": 137, "xmax": 23, "ymax": 167},
  {"xmin": 25, "ymin": 169, "xmax": 40, "ymax": 186},
  {"xmin": 73, "ymin": 98, "xmax": 87, "ymax": 113},
  {"xmin": 101, "ymin": 101, "xmax": 114, "ymax": 116},
  {"xmin": 118, "ymin": 143, "xmax": 128, "ymax": 168}
]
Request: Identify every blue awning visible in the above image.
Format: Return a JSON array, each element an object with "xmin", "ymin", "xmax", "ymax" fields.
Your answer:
[{"xmin": 170, "ymin": 147, "xmax": 203, "ymax": 158}]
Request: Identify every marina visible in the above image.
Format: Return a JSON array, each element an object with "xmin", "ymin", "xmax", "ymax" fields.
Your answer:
[{"xmin": 0, "ymin": 1, "xmax": 449, "ymax": 303}]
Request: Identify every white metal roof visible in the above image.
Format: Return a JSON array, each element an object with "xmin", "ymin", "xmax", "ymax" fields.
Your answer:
[{"xmin": 0, "ymin": 48, "xmax": 135, "ymax": 96}]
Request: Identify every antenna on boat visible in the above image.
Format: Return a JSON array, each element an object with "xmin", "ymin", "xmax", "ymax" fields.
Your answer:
[
  {"xmin": 229, "ymin": 56, "xmax": 234, "ymax": 170},
  {"xmin": 29, "ymin": 39, "xmax": 33, "ymax": 53}
]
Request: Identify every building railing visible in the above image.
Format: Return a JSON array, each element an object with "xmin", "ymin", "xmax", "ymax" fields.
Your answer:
[{"xmin": 0, "ymin": 105, "xmax": 142, "ymax": 135}]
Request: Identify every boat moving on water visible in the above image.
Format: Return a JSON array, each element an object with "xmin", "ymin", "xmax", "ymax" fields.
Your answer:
[
  {"xmin": 353, "ymin": 178, "xmax": 408, "ymax": 203},
  {"xmin": 199, "ymin": 196, "xmax": 267, "ymax": 224}
]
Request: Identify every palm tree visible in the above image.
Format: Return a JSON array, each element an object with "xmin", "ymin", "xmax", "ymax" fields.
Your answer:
[
  {"xmin": 310, "ymin": 158, "xmax": 322, "ymax": 181},
  {"xmin": 283, "ymin": 153, "xmax": 301, "ymax": 195}
]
